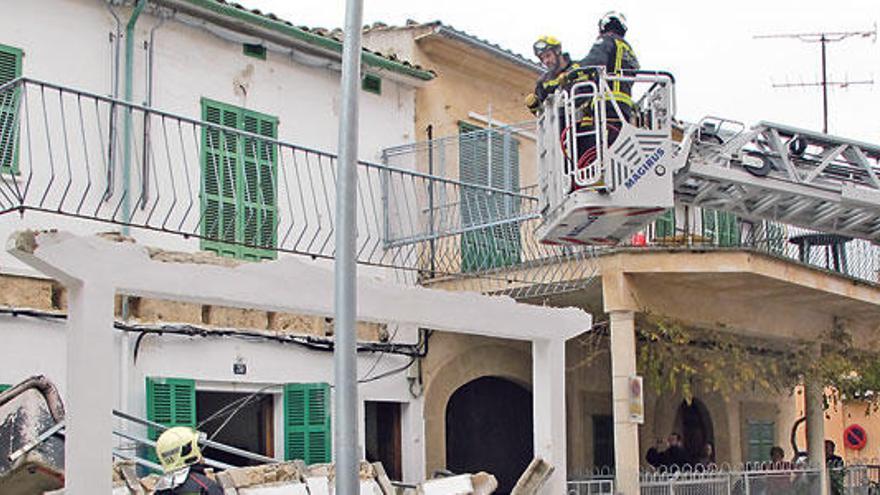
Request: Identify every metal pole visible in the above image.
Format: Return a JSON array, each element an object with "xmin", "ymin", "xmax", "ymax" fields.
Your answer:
[
  {"xmin": 334, "ymin": 0, "xmax": 363, "ymax": 493},
  {"xmin": 427, "ymin": 124, "xmax": 435, "ymax": 276},
  {"xmin": 820, "ymin": 35, "xmax": 828, "ymax": 134}
]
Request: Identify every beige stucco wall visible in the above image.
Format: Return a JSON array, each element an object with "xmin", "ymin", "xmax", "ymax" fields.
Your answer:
[{"xmin": 364, "ymin": 26, "xmax": 540, "ymax": 187}]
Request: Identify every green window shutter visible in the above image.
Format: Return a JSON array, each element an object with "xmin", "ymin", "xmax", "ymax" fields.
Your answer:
[
  {"xmin": 654, "ymin": 209, "xmax": 675, "ymax": 239},
  {"xmin": 0, "ymin": 43, "xmax": 23, "ymax": 174},
  {"xmin": 200, "ymin": 99, "xmax": 278, "ymax": 260},
  {"xmin": 0, "ymin": 384, "xmax": 10, "ymax": 393},
  {"xmin": 702, "ymin": 209, "xmax": 740, "ymax": 247},
  {"xmin": 458, "ymin": 123, "xmax": 521, "ymax": 272},
  {"xmin": 146, "ymin": 377, "xmax": 196, "ymax": 440},
  {"xmin": 284, "ymin": 383, "xmax": 331, "ymax": 464},
  {"xmin": 240, "ymin": 110, "xmax": 278, "ymax": 261},
  {"xmin": 747, "ymin": 420, "xmax": 774, "ymax": 462}
]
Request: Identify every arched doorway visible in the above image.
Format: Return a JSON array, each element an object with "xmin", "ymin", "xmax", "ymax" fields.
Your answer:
[
  {"xmin": 445, "ymin": 376, "xmax": 533, "ymax": 494},
  {"xmin": 674, "ymin": 398, "xmax": 714, "ymax": 464}
]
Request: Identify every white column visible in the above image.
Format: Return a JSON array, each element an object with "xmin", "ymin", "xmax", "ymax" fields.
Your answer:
[
  {"xmin": 65, "ymin": 281, "xmax": 116, "ymax": 495},
  {"xmin": 532, "ymin": 337, "xmax": 567, "ymax": 493},
  {"xmin": 806, "ymin": 375, "xmax": 828, "ymax": 495},
  {"xmin": 610, "ymin": 310, "xmax": 640, "ymax": 495}
]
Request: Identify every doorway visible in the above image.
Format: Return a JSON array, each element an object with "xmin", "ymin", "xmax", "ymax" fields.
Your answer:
[
  {"xmin": 674, "ymin": 398, "xmax": 714, "ymax": 463},
  {"xmin": 445, "ymin": 376, "xmax": 532, "ymax": 494},
  {"xmin": 365, "ymin": 401, "xmax": 403, "ymax": 481}
]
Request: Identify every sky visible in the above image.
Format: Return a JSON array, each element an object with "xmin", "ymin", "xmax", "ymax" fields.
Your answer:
[{"xmin": 236, "ymin": 0, "xmax": 879, "ymax": 143}]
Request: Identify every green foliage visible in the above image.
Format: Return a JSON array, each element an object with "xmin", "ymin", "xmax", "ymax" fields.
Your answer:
[{"xmin": 634, "ymin": 316, "xmax": 880, "ymax": 409}]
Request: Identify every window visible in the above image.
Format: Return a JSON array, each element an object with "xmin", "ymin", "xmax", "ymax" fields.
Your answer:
[
  {"xmin": 458, "ymin": 122, "xmax": 521, "ymax": 272},
  {"xmin": 702, "ymin": 209, "xmax": 740, "ymax": 246},
  {"xmin": 243, "ymin": 43, "xmax": 267, "ymax": 60},
  {"xmin": 197, "ymin": 390, "xmax": 274, "ymax": 466},
  {"xmin": 284, "ymin": 383, "xmax": 331, "ymax": 464},
  {"xmin": 201, "ymin": 99, "xmax": 278, "ymax": 260},
  {"xmin": 747, "ymin": 420, "xmax": 775, "ymax": 462},
  {"xmin": 0, "ymin": 43, "xmax": 23, "ymax": 174},
  {"xmin": 362, "ymin": 74, "xmax": 382, "ymax": 95}
]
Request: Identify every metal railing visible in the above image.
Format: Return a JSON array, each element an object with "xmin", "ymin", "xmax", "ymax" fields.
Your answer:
[
  {"xmin": 567, "ymin": 478, "xmax": 615, "ymax": 494},
  {"xmin": 572, "ymin": 463, "xmax": 880, "ymax": 495},
  {"xmin": 643, "ymin": 208, "xmax": 880, "ymax": 283},
  {"xmin": 0, "ymin": 77, "xmax": 597, "ymax": 298},
  {"xmin": 382, "ymin": 122, "xmax": 600, "ymax": 296},
  {"xmin": 0, "ymin": 77, "xmax": 875, "ymax": 300}
]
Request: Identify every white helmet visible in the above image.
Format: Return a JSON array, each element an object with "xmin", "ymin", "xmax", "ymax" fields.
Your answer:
[{"xmin": 599, "ymin": 11, "xmax": 628, "ymax": 34}]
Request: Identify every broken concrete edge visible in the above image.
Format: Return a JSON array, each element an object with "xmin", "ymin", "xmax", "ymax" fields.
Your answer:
[
  {"xmin": 2, "ymin": 231, "xmax": 389, "ymax": 342},
  {"xmin": 510, "ymin": 458, "xmax": 554, "ymax": 495}
]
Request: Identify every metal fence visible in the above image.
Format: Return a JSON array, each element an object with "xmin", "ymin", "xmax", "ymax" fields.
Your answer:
[
  {"xmin": 0, "ymin": 78, "xmax": 876, "ymax": 301},
  {"xmin": 567, "ymin": 478, "xmax": 615, "ymax": 494},
  {"xmin": 640, "ymin": 467, "xmax": 822, "ymax": 495},
  {"xmin": 0, "ymin": 78, "xmax": 599, "ymax": 298},
  {"xmin": 570, "ymin": 463, "xmax": 880, "ymax": 495}
]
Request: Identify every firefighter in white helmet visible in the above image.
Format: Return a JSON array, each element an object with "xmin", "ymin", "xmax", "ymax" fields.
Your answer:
[{"xmin": 153, "ymin": 426, "xmax": 222, "ymax": 494}]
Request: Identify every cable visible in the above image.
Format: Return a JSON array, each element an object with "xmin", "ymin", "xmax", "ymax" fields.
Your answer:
[
  {"xmin": 358, "ymin": 323, "xmax": 401, "ymax": 382},
  {"xmin": 358, "ymin": 356, "xmax": 417, "ymax": 384},
  {"xmin": 204, "ymin": 382, "xmax": 281, "ymax": 441}
]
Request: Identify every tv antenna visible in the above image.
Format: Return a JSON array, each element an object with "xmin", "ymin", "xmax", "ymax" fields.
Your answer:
[{"xmin": 755, "ymin": 24, "xmax": 876, "ymax": 133}]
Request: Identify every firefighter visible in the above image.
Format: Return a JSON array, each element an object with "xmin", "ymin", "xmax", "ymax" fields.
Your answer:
[
  {"xmin": 525, "ymin": 36, "xmax": 581, "ymax": 115},
  {"xmin": 153, "ymin": 427, "xmax": 223, "ymax": 495},
  {"xmin": 578, "ymin": 11, "xmax": 640, "ymax": 128}
]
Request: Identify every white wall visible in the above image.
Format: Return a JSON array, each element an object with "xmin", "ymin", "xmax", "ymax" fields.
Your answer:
[
  {"xmin": 0, "ymin": 0, "xmax": 418, "ymax": 275},
  {"xmin": 0, "ymin": 315, "xmax": 426, "ymax": 482}
]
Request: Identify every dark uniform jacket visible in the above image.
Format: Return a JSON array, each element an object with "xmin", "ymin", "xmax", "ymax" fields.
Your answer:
[
  {"xmin": 154, "ymin": 464, "xmax": 223, "ymax": 495},
  {"xmin": 533, "ymin": 53, "xmax": 578, "ymax": 107},
  {"xmin": 578, "ymin": 32, "xmax": 640, "ymax": 109}
]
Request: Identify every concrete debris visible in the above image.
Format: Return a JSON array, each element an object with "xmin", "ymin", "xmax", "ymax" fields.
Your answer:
[{"xmin": 510, "ymin": 458, "xmax": 554, "ymax": 495}]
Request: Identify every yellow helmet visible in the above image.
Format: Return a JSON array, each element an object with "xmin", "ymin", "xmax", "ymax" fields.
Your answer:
[
  {"xmin": 533, "ymin": 35, "xmax": 562, "ymax": 57},
  {"xmin": 155, "ymin": 427, "xmax": 202, "ymax": 473}
]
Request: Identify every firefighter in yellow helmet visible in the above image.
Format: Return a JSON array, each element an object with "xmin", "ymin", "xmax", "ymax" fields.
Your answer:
[
  {"xmin": 525, "ymin": 35, "xmax": 582, "ymax": 114},
  {"xmin": 153, "ymin": 427, "xmax": 222, "ymax": 495}
]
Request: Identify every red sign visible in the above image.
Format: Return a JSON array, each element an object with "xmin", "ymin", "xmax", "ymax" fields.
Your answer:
[{"xmin": 844, "ymin": 424, "xmax": 868, "ymax": 451}]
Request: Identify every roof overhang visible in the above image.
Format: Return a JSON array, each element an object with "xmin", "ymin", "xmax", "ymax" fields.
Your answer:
[{"xmin": 149, "ymin": 0, "xmax": 435, "ymax": 83}]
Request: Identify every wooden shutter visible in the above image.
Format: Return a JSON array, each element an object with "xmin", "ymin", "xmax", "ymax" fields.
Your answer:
[
  {"xmin": 240, "ymin": 110, "xmax": 278, "ymax": 261},
  {"xmin": 458, "ymin": 122, "xmax": 491, "ymax": 272},
  {"xmin": 200, "ymin": 99, "xmax": 278, "ymax": 260},
  {"xmin": 145, "ymin": 377, "xmax": 196, "ymax": 440},
  {"xmin": 284, "ymin": 383, "xmax": 331, "ymax": 464},
  {"xmin": 489, "ymin": 129, "xmax": 521, "ymax": 268},
  {"xmin": 0, "ymin": 43, "xmax": 22, "ymax": 173},
  {"xmin": 0, "ymin": 384, "xmax": 10, "ymax": 394},
  {"xmin": 201, "ymin": 99, "xmax": 241, "ymax": 258},
  {"xmin": 702, "ymin": 209, "xmax": 740, "ymax": 247}
]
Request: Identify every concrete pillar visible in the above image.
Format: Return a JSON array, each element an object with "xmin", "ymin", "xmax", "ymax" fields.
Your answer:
[
  {"xmin": 532, "ymin": 338, "xmax": 567, "ymax": 493},
  {"xmin": 65, "ymin": 281, "xmax": 116, "ymax": 495},
  {"xmin": 610, "ymin": 310, "xmax": 640, "ymax": 495},
  {"xmin": 806, "ymin": 375, "xmax": 828, "ymax": 495}
]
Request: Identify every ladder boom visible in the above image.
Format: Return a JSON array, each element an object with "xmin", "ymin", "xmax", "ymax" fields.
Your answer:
[{"xmin": 536, "ymin": 70, "xmax": 880, "ymax": 245}]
